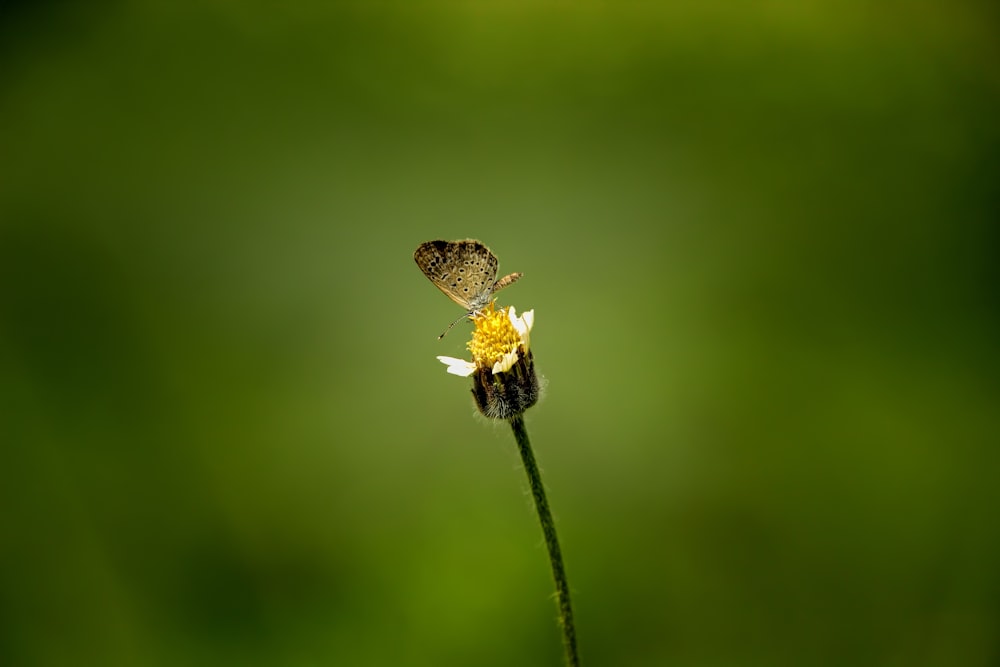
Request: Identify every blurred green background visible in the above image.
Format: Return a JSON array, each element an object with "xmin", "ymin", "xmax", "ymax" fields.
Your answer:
[{"xmin": 2, "ymin": 1, "xmax": 998, "ymax": 665}]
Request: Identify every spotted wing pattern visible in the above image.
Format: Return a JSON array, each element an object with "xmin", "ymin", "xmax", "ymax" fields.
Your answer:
[{"xmin": 414, "ymin": 239, "xmax": 499, "ymax": 311}]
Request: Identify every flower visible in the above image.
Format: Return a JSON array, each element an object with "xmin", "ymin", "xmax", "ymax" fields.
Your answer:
[{"xmin": 437, "ymin": 304, "xmax": 539, "ymax": 419}]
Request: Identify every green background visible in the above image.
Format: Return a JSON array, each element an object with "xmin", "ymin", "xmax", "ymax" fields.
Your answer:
[{"xmin": 2, "ymin": 2, "xmax": 998, "ymax": 665}]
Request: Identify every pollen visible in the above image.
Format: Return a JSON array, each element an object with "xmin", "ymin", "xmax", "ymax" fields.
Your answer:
[{"xmin": 468, "ymin": 304, "xmax": 523, "ymax": 370}]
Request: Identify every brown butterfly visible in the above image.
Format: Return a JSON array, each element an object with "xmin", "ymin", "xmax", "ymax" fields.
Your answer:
[{"xmin": 414, "ymin": 239, "xmax": 522, "ymax": 338}]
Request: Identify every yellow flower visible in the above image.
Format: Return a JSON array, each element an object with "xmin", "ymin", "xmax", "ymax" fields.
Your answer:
[{"xmin": 436, "ymin": 304, "xmax": 538, "ymax": 419}]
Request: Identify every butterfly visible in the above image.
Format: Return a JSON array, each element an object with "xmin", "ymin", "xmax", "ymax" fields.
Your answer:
[{"xmin": 414, "ymin": 239, "xmax": 522, "ymax": 338}]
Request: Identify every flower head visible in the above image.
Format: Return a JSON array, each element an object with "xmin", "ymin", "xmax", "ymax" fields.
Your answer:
[{"xmin": 436, "ymin": 304, "xmax": 539, "ymax": 419}]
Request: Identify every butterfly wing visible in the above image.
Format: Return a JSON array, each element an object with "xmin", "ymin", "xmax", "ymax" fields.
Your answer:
[{"xmin": 414, "ymin": 239, "xmax": 499, "ymax": 310}]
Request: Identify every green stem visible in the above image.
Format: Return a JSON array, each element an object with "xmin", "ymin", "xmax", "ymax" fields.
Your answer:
[{"xmin": 509, "ymin": 414, "xmax": 579, "ymax": 667}]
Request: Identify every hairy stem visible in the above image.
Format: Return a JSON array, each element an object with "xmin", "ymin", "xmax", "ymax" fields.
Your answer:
[{"xmin": 509, "ymin": 414, "xmax": 579, "ymax": 667}]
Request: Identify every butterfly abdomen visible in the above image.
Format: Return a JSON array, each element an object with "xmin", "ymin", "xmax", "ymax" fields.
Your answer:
[{"xmin": 492, "ymin": 272, "xmax": 522, "ymax": 294}]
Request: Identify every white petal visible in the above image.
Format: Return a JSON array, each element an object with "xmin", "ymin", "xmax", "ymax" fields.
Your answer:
[
  {"xmin": 436, "ymin": 356, "xmax": 476, "ymax": 377},
  {"xmin": 492, "ymin": 348, "xmax": 520, "ymax": 374},
  {"xmin": 508, "ymin": 307, "xmax": 533, "ymax": 350}
]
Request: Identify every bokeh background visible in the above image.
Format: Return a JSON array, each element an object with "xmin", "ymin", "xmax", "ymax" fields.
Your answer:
[{"xmin": 2, "ymin": 1, "xmax": 998, "ymax": 665}]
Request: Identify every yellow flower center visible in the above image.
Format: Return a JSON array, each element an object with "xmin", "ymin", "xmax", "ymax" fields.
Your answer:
[{"xmin": 468, "ymin": 304, "xmax": 522, "ymax": 369}]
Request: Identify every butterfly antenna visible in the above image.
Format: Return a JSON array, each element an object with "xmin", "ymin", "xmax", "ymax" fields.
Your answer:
[{"xmin": 438, "ymin": 312, "xmax": 473, "ymax": 340}]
